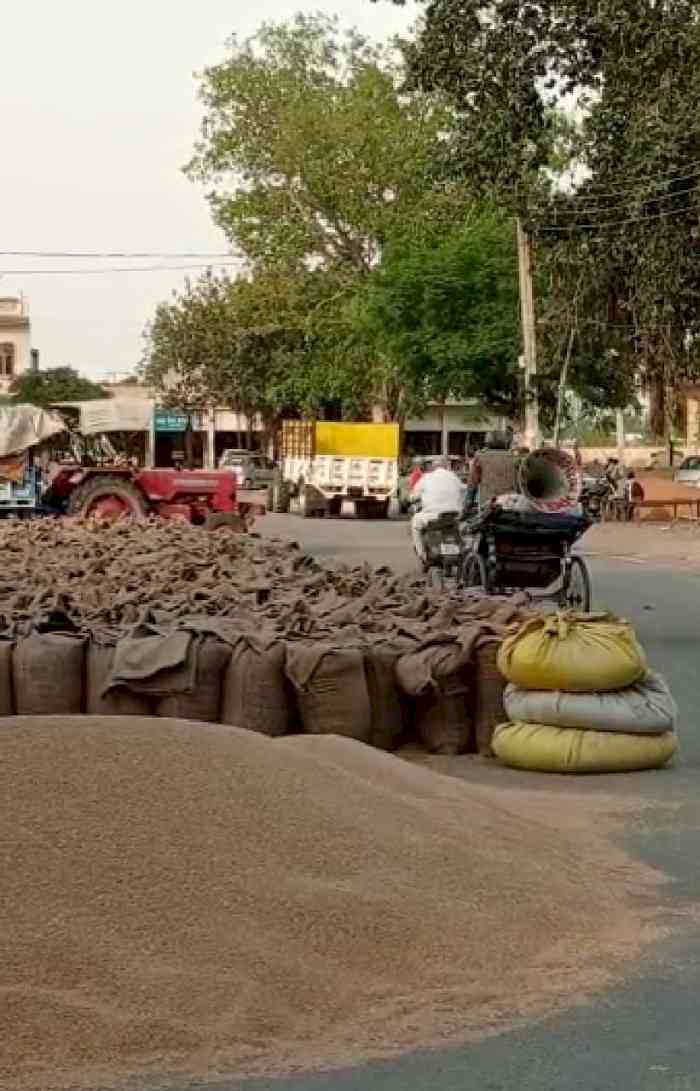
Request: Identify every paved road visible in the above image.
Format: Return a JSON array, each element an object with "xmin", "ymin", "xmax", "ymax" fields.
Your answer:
[{"xmin": 177, "ymin": 516, "xmax": 700, "ymax": 1090}]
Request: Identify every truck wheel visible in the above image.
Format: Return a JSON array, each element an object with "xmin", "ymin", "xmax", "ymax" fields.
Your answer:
[
  {"xmin": 298, "ymin": 486, "xmax": 313, "ymax": 518},
  {"xmin": 66, "ymin": 476, "xmax": 148, "ymax": 522},
  {"xmin": 271, "ymin": 482, "xmax": 291, "ymax": 514}
]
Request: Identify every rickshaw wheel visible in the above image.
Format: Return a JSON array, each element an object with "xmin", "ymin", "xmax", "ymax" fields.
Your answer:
[
  {"xmin": 563, "ymin": 555, "xmax": 592, "ymax": 611},
  {"xmin": 462, "ymin": 552, "xmax": 489, "ymax": 592}
]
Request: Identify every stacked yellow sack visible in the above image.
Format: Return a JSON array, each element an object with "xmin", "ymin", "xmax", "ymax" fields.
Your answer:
[{"xmin": 493, "ymin": 612, "xmax": 678, "ymax": 774}]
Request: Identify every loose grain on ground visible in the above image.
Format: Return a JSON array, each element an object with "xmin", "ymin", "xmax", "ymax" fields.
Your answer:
[{"xmin": 1, "ymin": 715, "xmax": 667, "ymax": 1091}]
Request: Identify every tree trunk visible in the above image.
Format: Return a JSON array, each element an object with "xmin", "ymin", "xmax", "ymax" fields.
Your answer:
[
  {"xmin": 184, "ymin": 417, "xmax": 194, "ymax": 469},
  {"xmin": 649, "ymin": 375, "xmax": 665, "ymax": 441}
]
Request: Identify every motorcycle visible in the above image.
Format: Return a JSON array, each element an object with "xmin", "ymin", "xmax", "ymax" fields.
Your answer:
[
  {"xmin": 411, "ymin": 501, "xmax": 464, "ymax": 588},
  {"xmin": 580, "ymin": 473, "xmax": 613, "ymax": 520}
]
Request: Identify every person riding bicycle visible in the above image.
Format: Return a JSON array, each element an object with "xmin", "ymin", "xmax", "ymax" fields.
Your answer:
[{"xmin": 411, "ymin": 456, "xmax": 465, "ymax": 561}]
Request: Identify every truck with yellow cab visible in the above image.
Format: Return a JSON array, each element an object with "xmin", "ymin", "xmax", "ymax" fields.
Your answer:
[{"xmin": 271, "ymin": 420, "xmax": 400, "ymax": 518}]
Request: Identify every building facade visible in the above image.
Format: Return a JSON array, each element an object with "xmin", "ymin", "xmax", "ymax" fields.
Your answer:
[{"xmin": 0, "ymin": 296, "xmax": 32, "ymax": 392}]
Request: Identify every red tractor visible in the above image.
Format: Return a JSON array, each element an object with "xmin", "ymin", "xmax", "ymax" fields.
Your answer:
[
  {"xmin": 0, "ymin": 407, "xmax": 263, "ymax": 528},
  {"xmin": 44, "ymin": 463, "xmax": 263, "ymax": 530}
]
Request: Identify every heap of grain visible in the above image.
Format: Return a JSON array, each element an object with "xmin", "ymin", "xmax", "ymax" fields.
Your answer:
[{"xmin": 2, "ymin": 715, "xmax": 661, "ymax": 1091}]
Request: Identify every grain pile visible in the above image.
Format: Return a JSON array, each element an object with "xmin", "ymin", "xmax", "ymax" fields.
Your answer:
[{"xmin": 1, "ymin": 716, "xmax": 663, "ymax": 1091}]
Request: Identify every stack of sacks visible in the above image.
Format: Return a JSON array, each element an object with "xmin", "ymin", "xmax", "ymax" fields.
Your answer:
[{"xmin": 492, "ymin": 612, "xmax": 678, "ymax": 773}]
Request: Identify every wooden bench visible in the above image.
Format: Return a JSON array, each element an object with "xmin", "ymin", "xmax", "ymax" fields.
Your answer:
[
  {"xmin": 631, "ymin": 497, "xmax": 700, "ymax": 521},
  {"xmin": 602, "ymin": 497, "xmax": 700, "ymax": 521}
]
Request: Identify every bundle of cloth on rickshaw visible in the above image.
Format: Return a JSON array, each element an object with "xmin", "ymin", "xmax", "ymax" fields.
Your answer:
[{"xmin": 492, "ymin": 611, "xmax": 678, "ymax": 774}]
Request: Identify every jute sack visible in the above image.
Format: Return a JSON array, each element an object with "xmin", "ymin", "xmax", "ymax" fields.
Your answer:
[
  {"xmin": 504, "ymin": 671, "xmax": 677, "ymax": 735},
  {"xmin": 285, "ymin": 642, "xmax": 371, "ymax": 742},
  {"xmin": 0, "ymin": 640, "xmax": 13, "ymax": 715},
  {"xmin": 156, "ymin": 639, "xmax": 231, "ymax": 723},
  {"xmin": 492, "ymin": 721, "xmax": 677, "ymax": 774},
  {"xmin": 13, "ymin": 633, "xmax": 86, "ymax": 715},
  {"xmin": 473, "ymin": 639, "xmax": 506, "ymax": 756},
  {"xmin": 85, "ymin": 642, "xmax": 155, "ymax": 717},
  {"xmin": 498, "ymin": 612, "xmax": 647, "ymax": 693},
  {"xmin": 415, "ymin": 681, "xmax": 471, "ymax": 756},
  {"xmin": 364, "ymin": 646, "xmax": 409, "ymax": 751},
  {"xmin": 221, "ymin": 641, "xmax": 294, "ymax": 737},
  {"xmin": 396, "ymin": 638, "xmax": 474, "ymax": 755}
]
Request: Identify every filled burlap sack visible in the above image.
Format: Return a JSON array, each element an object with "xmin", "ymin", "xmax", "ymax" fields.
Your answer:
[
  {"xmin": 85, "ymin": 642, "xmax": 155, "ymax": 717},
  {"xmin": 364, "ymin": 646, "xmax": 410, "ymax": 751},
  {"xmin": 473, "ymin": 638, "xmax": 507, "ymax": 756},
  {"xmin": 498, "ymin": 611, "xmax": 647, "ymax": 693},
  {"xmin": 0, "ymin": 640, "xmax": 13, "ymax": 715},
  {"xmin": 156, "ymin": 639, "xmax": 231, "ymax": 724},
  {"xmin": 396, "ymin": 637, "xmax": 475, "ymax": 755},
  {"xmin": 13, "ymin": 633, "xmax": 86, "ymax": 715},
  {"xmin": 221, "ymin": 641, "xmax": 295, "ymax": 737},
  {"xmin": 285, "ymin": 642, "xmax": 371, "ymax": 742},
  {"xmin": 504, "ymin": 671, "xmax": 677, "ymax": 735},
  {"xmin": 492, "ymin": 721, "xmax": 677, "ymax": 774},
  {"xmin": 415, "ymin": 683, "xmax": 472, "ymax": 756}
]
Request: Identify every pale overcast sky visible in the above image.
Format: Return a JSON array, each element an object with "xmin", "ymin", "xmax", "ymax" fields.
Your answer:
[{"xmin": 4, "ymin": 0, "xmax": 417, "ymax": 379}]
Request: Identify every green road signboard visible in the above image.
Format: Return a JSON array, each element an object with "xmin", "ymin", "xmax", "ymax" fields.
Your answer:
[{"xmin": 154, "ymin": 411, "xmax": 188, "ymax": 433}]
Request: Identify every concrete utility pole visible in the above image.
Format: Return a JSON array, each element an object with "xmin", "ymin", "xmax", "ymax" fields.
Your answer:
[
  {"xmin": 616, "ymin": 408, "xmax": 625, "ymax": 464},
  {"xmin": 517, "ymin": 218, "xmax": 540, "ymax": 450}
]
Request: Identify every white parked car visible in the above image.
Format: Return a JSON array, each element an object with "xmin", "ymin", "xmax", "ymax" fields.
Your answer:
[
  {"xmin": 218, "ymin": 450, "xmax": 277, "ymax": 489},
  {"xmin": 674, "ymin": 456, "xmax": 700, "ymax": 487}
]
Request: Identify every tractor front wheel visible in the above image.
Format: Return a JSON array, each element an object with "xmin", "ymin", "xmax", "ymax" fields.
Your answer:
[
  {"xmin": 205, "ymin": 512, "xmax": 248, "ymax": 533},
  {"xmin": 66, "ymin": 476, "xmax": 149, "ymax": 522}
]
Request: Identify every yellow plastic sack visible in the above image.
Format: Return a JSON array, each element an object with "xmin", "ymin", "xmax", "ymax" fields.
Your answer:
[
  {"xmin": 497, "ymin": 611, "xmax": 647, "ymax": 693},
  {"xmin": 492, "ymin": 721, "xmax": 677, "ymax": 774}
]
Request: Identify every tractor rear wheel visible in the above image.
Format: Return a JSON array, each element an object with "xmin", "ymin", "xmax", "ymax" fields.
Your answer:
[{"xmin": 66, "ymin": 476, "xmax": 148, "ymax": 522}]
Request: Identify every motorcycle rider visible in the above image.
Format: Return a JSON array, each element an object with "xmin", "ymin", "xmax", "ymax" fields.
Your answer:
[{"xmin": 411, "ymin": 456, "xmax": 465, "ymax": 562}]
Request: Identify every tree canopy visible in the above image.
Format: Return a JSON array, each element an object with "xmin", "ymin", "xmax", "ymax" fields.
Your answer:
[
  {"xmin": 8, "ymin": 367, "xmax": 106, "ymax": 409},
  {"xmin": 186, "ymin": 13, "xmax": 460, "ymax": 272},
  {"xmin": 388, "ymin": 0, "xmax": 700, "ymax": 434},
  {"xmin": 143, "ymin": 12, "xmax": 521, "ymax": 428},
  {"xmin": 142, "ymin": 265, "xmax": 374, "ymax": 438},
  {"xmin": 352, "ymin": 211, "xmax": 522, "ymax": 418}
]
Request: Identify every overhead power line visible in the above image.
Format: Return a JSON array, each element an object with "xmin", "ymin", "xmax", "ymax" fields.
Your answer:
[
  {"xmin": 0, "ymin": 261, "xmax": 242, "ymax": 276},
  {"xmin": 537, "ymin": 201, "xmax": 700, "ymax": 233},
  {"xmin": 548, "ymin": 159, "xmax": 700, "ymax": 202},
  {"xmin": 0, "ymin": 249, "xmax": 237, "ymax": 259},
  {"xmin": 535, "ymin": 181, "xmax": 700, "ymax": 220}
]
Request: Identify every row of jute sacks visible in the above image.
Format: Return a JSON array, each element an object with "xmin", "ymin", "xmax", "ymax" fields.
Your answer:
[
  {"xmin": 0, "ymin": 628, "xmax": 508, "ymax": 755},
  {"xmin": 491, "ymin": 612, "xmax": 679, "ymax": 773}
]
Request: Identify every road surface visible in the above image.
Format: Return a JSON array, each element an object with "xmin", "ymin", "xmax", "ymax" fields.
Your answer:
[{"xmin": 172, "ymin": 515, "xmax": 700, "ymax": 1090}]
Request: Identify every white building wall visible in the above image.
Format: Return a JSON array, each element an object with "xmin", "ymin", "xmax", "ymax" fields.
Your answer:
[{"xmin": 0, "ymin": 297, "xmax": 31, "ymax": 391}]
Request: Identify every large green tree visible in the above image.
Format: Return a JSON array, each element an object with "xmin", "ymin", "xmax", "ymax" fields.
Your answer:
[
  {"xmin": 8, "ymin": 367, "xmax": 106, "ymax": 408},
  {"xmin": 390, "ymin": 0, "xmax": 700, "ymax": 433},
  {"xmin": 186, "ymin": 13, "xmax": 460, "ymax": 272},
  {"xmin": 142, "ymin": 265, "xmax": 374, "ymax": 444},
  {"xmin": 352, "ymin": 211, "xmax": 522, "ymax": 418}
]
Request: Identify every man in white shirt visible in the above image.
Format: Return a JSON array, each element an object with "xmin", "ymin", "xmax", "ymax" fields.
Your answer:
[{"xmin": 411, "ymin": 457, "xmax": 465, "ymax": 561}]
